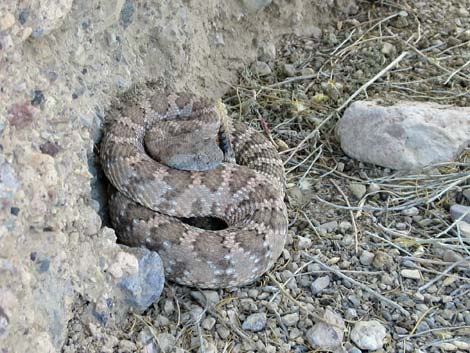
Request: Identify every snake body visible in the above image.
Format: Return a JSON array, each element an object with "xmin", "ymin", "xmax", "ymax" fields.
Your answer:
[{"xmin": 100, "ymin": 83, "xmax": 288, "ymax": 288}]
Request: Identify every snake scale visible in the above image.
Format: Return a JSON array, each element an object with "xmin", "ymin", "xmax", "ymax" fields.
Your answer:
[{"xmin": 100, "ymin": 83, "xmax": 288, "ymax": 288}]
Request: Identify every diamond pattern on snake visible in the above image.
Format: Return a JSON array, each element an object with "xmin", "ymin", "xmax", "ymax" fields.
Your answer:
[{"xmin": 100, "ymin": 83, "xmax": 288, "ymax": 288}]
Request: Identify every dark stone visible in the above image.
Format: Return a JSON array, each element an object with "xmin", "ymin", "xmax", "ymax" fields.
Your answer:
[
  {"xmin": 31, "ymin": 90, "xmax": 45, "ymax": 106},
  {"xmin": 40, "ymin": 142, "xmax": 60, "ymax": 157},
  {"xmin": 38, "ymin": 258, "xmax": 50, "ymax": 273},
  {"xmin": 120, "ymin": 0, "xmax": 135, "ymax": 28},
  {"xmin": 0, "ymin": 306, "xmax": 9, "ymax": 337},
  {"xmin": 18, "ymin": 10, "xmax": 29, "ymax": 25},
  {"xmin": 10, "ymin": 207, "xmax": 20, "ymax": 216},
  {"xmin": 30, "ymin": 252, "xmax": 37, "ymax": 261}
]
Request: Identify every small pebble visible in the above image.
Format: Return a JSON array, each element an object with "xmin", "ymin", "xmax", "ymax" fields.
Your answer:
[
  {"xmin": 338, "ymin": 221, "xmax": 352, "ymax": 233},
  {"xmin": 317, "ymin": 221, "xmax": 338, "ymax": 234},
  {"xmin": 311, "ymin": 276, "xmax": 330, "ymax": 294},
  {"xmin": 463, "ymin": 189, "xmax": 470, "ymax": 201},
  {"xmin": 345, "ymin": 308, "xmax": 357, "ymax": 320},
  {"xmin": 450, "ymin": 204, "xmax": 470, "ymax": 223},
  {"xmin": 297, "ymin": 235, "xmax": 312, "ymax": 250},
  {"xmin": 283, "ymin": 63, "xmax": 296, "ymax": 77},
  {"xmin": 252, "ymin": 61, "xmax": 272, "ymax": 76},
  {"xmin": 40, "ymin": 142, "xmax": 60, "ymax": 157},
  {"xmin": 282, "ymin": 312, "xmax": 299, "ymax": 327},
  {"xmin": 458, "ymin": 221, "xmax": 470, "ymax": 238},
  {"xmin": 395, "ymin": 222, "xmax": 407, "ymax": 231},
  {"xmin": 348, "ymin": 183, "xmax": 366, "ymax": 199},
  {"xmin": 401, "ymin": 269, "xmax": 421, "ymax": 280},
  {"xmin": 381, "ymin": 42, "xmax": 396, "ymax": 56},
  {"xmin": 306, "ymin": 309, "xmax": 344, "ymax": 350},
  {"xmin": 360, "ymin": 251, "xmax": 375, "ymax": 266},
  {"xmin": 442, "ymin": 249, "xmax": 463, "ymax": 263},
  {"xmin": 242, "ymin": 313, "xmax": 266, "ymax": 332},
  {"xmin": 368, "ymin": 183, "xmax": 381, "ymax": 193},
  {"xmin": 350, "ymin": 320, "xmax": 387, "ymax": 351},
  {"xmin": 300, "ymin": 67, "xmax": 314, "ymax": 76},
  {"xmin": 202, "ymin": 317, "xmax": 216, "ymax": 330},
  {"xmin": 402, "ymin": 207, "xmax": 419, "ymax": 216}
]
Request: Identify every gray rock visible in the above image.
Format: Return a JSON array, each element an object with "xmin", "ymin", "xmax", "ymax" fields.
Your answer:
[
  {"xmin": 349, "ymin": 183, "xmax": 367, "ymax": 199},
  {"xmin": 381, "ymin": 42, "xmax": 396, "ymax": 56},
  {"xmin": 450, "ymin": 204, "xmax": 470, "ymax": 223},
  {"xmin": 282, "ymin": 312, "xmax": 300, "ymax": 327},
  {"xmin": 258, "ymin": 42, "xmax": 276, "ymax": 61},
  {"xmin": 190, "ymin": 290, "xmax": 220, "ymax": 305},
  {"xmin": 338, "ymin": 221, "xmax": 352, "ymax": 233},
  {"xmin": 345, "ymin": 308, "xmax": 357, "ymax": 320},
  {"xmin": 367, "ymin": 183, "xmax": 381, "ymax": 193},
  {"xmin": 317, "ymin": 221, "xmax": 338, "ymax": 234},
  {"xmin": 458, "ymin": 221, "xmax": 470, "ymax": 238},
  {"xmin": 442, "ymin": 249, "xmax": 464, "ymax": 262},
  {"xmin": 311, "ymin": 276, "xmax": 330, "ymax": 294},
  {"xmin": 297, "ymin": 235, "xmax": 312, "ymax": 249},
  {"xmin": 242, "ymin": 313, "xmax": 267, "ymax": 332},
  {"xmin": 401, "ymin": 207, "xmax": 420, "ymax": 216},
  {"xmin": 401, "ymin": 269, "xmax": 421, "ymax": 280},
  {"xmin": 463, "ymin": 189, "xmax": 470, "ymax": 202},
  {"xmin": 350, "ymin": 320, "xmax": 387, "ymax": 350},
  {"xmin": 283, "ymin": 63, "xmax": 296, "ymax": 77},
  {"xmin": 337, "ymin": 100, "xmax": 470, "ymax": 170},
  {"xmin": 202, "ymin": 317, "xmax": 216, "ymax": 330},
  {"xmin": 360, "ymin": 251, "xmax": 375, "ymax": 266},
  {"xmin": 118, "ymin": 248, "xmax": 165, "ymax": 311},
  {"xmin": 156, "ymin": 333, "xmax": 176, "ymax": 353},
  {"xmin": 252, "ymin": 61, "xmax": 272, "ymax": 76},
  {"xmin": 306, "ymin": 309, "xmax": 344, "ymax": 350}
]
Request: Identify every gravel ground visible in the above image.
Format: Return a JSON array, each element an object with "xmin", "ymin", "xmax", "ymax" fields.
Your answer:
[{"xmin": 63, "ymin": 1, "xmax": 469, "ymax": 352}]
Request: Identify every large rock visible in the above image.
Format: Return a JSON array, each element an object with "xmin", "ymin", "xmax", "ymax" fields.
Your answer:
[
  {"xmin": 336, "ymin": 100, "xmax": 470, "ymax": 170},
  {"xmin": 0, "ymin": 1, "xmax": 358, "ymax": 352}
]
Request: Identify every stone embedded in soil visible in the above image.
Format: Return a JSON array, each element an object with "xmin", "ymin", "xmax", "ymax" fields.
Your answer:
[
  {"xmin": 401, "ymin": 269, "xmax": 421, "ymax": 280},
  {"xmin": 401, "ymin": 207, "xmax": 420, "ymax": 217},
  {"xmin": 336, "ymin": 100, "xmax": 470, "ymax": 170},
  {"xmin": 242, "ymin": 313, "xmax": 267, "ymax": 332},
  {"xmin": 360, "ymin": 251, "xmax": 375, "ymax": 266},
  {"xmin": 297, "ymin": 235, "xmax": 312, "ymax": 249},
  {"xmin": 463, "ymin": 189, "xmax": 470, "ymax": 202},
  {"xmin": 252, "ymin": 61, "xmax": 272, "ymax": 76},
  {"xmin": 117, "ymin": 248, "xmax": 165, "ymax": 312},
  {"xmin": 311, "ymin": 275, "xmax": 330, "ymax": 294},
  {"xmin": 458, "ymin": 221, "xmax": 470, "ymax": 238},
  {"xmin": 283, "ymin": 63, "xmax": 296, "ymax": 77},
  {"xmin": 317, "ymin": 220, "xmax": 338, "ymax": 234},
  {"xmin": 348, "ymin": 183, "xmax": 366, "ymax": 199},
  {"xmin": 450, "ymin": 204, "xmax": 470, "ymax": 223},
  {"xmin": 372, "ymin": 251, "xmax": 395, "ymax": 269},
  {"xmin": 350, "ymin": 320, "xmax": 387, "ymax": 351},
  {"xmin": 306, "ymin": 309, "xmax": 344, "ymax": 351},
  {"xmin": 282, "ymin": 312, "xmax": 300, "ymax": 327}
]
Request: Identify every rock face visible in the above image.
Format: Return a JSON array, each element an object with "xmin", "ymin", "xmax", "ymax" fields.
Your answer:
[
  {"xmin": 0, "ymin": 1, "xmax": 358, "ymax": 352},
  {"xmin": 336, "ymin": 100, "xmax": 470, "ymax": 170}
]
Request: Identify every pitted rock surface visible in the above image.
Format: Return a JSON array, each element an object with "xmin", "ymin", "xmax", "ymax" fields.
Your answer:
[{"xmin": 100, "ymin": 83, "xmax": 288, "ymax": 288}]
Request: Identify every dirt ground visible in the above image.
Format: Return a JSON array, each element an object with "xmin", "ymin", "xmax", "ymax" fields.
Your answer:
[{"xmin": 62, "ymin": 1, "xmax": 470, "ymax": 352}]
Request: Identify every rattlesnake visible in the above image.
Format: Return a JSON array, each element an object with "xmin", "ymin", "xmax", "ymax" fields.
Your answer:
[{"xmin": 100, "ymin": 83, "xmax": 288, "ymax": 288}]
